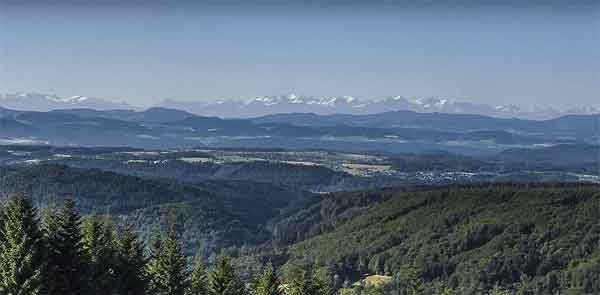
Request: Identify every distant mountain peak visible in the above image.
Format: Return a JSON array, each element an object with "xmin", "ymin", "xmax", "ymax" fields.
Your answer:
[
  {"xmin": 159, "ymin": 94, "xmax": 600, "ymax": 119},
  {"xmin": 0, "ymin": 92, "xmax": 132, "ymax": 112},
  {"xmin": 3, "ymin": 91, "xmax": 598, "ymax": 120}
]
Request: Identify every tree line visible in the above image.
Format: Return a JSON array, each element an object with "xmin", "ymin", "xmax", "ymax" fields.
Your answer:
[
  {"xmin": 0, "ymin": 194, "xmax": 332, "ymax": 295},
  {"xmin": 4, "ymin": 184, "xmax": 597, "ymax": 295}
]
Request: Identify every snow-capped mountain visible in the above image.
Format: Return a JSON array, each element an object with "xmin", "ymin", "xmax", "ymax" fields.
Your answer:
[
  {"xmin": 160, "ymin": 93, "xmax": 599, "ymax": 119},
  {"xmin": 0, "ymin": 92, "xmax": 132, "ymax": 111},
  {"xmin": 2, "ymin": 92, "xmax": 597, "ymax": 119},
  {"xmin": 242, "ymin": 94, "xmax": 362, "ymax": 116},
  {"xmin": 160, "ymin": 94, "xmax": 364, "ymax": 118}
]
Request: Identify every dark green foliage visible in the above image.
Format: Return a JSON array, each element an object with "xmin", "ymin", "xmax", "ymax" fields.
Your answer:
[
  {"xmin": 311, "ymin": 268, "xmax": 334, "ymax": 295},
  {"xmin": 1, "ymin": 169, "xmax": 599, "ymax": 295},
  {"xmin": 43, "ymin": 199, "xmax": 86, "ymax": 295},
  {"xmin": 0, "ymin": 164, "xmax": 312, "ymax": 255},
  {"xmin": 116, "ymin": 223, "xmax": 149, "ymax": 295},
  {"xmin": 146, "ymin": 231, "xmax": 164, "ymax": 295},
  {"xmin": 281, "ymin": 184, "xmax": 600, "ymax": 294},
  {"xmin": 254, "ymin": 263, "xmax": 281, "ymax": 295},
  {"xmin": 286, "ymin": 266, "xmax": 333, "ymax": 295},
  {"xmin": 395, "ymin": 265, "xmax": 424, "ymax": 295},
  {"xmin": 209, "ymin": 253, "xmax": 245, "ymax": 295},
  {"xmin": 81, "ymin": 213, "xmax": 117, "ymax": 295},
  {"xmin": 187, "ymin": 255, "xmax": 208, "ymax": 295},
  {"xmin": 286, "ymin": 268, "xmax": 312, "ymax": 295},
  {"xmin": 147, "ymin": 227, "xmax": 189, "ymax": 295},
  {"xmin": 0, "ymin": 195, "xmax": 43, "ymax": 295}
]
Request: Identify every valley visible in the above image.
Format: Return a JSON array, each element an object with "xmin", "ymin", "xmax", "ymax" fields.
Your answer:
[
  {"xmin": 2, "ymin": 2, "xmax": 598, "ymax": 294},
  {"xmin": 0, "ymin": 113, "xmax": 598, "ymax": 294},
  {"xmin": 1, "ymin": 145, "xmax": 598, "ymax": 194}
]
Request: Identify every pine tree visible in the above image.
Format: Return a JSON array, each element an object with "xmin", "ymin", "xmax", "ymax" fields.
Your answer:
[
  {"xmin": 0, "ymin": 195, "xmax": 44, "ymax": 295},
  {"xmin": 286, "ymin": 266, "xmax": 333, "ymax": 295},
  {"xmin": 254, "ymin": 263, "xmax": 281, "ymax": 295},
  {"xmin": 43, "ymin": 199, "xmax": 85, "ymax": 295},
  {"xmin": 41, "ymin": 203, "xmax": 61, "ymax": 294},
  {"xmin": 209, "ymin": 253, "xmax": 245, "ymax": 295},
  {"xmin": 116, "ymin": 223, "xmax": 148, "ymax": 295},
  {"xmin": 147, "ymin": 227, "xmax": 189, "ymax": 295},
  {"xmin": 286, "ymin": 267, "xmax": 311, "ymax": 295},
  {"xmin": 147, "ymin": 230, "xmax": 164, "ymax": 295},
  {"xmin": 81, "ymin": 213, "xmax": 117, "ymax": 295},
  {"xmin": 311, "ymin": 268, "xmax": 333, "ymax": 295},
  {"xmin": 101, "ymin": 215, "xmax": 118, "ymax": 287},
  {"xmin": 397, "ymin": 264, "xmax": 424, "ymax": 295},
  {"xmin": 187, "ymin": 255, "xmax": 208, "ymax": 295}
]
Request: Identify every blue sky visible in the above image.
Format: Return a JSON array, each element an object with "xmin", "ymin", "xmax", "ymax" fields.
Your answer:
[{"xmin": 0, "ymin": 1, "xmax": 598, "ymax": 109}]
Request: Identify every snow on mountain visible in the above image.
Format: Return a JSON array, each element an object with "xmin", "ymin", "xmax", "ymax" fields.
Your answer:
[
  {"xmin": 244, "ymin": 94, "xmax": 358, "ymax": 108},
  {"xmin": 160, "ymin": 94, "xmax": 600, "ymax": 119},
  {"xmin": 2, "ymin": 92, "xmax": 596, "ymax": 120},
  {"xmin": 0, "ymin": 92, "xmax": 132, "ymax": 111}
]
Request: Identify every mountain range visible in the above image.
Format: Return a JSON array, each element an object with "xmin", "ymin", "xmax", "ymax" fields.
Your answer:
[
  {"xmin": 1, "ymin": 105, "xmax": 598, "ymax": 155},
  {"xmin": 3, "ymin": 92, "xmax": 598, "ymax": 120},
  {"xmin": 0, "ymin": 92, "xmax": 130, "ymax": 111},
  {"xmin": 163, "ymin": 93, "xmax": 600, "ymax": 119}
]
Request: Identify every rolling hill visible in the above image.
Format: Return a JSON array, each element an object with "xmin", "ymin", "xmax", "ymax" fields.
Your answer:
[
  {"xmin": 0, "ymin": 164, "xmax": 313, "ymax": 255},
  {"xmin": 270, "ymin": 184, "xmax": 600, "ymax": 294},
  {"xmin": 1, "ymin": 106, "xmax": 597, "ymax": 154}
]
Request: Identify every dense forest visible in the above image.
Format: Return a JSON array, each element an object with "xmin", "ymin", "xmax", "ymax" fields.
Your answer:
[
  {"xmin": 1, "ymin": 179, "xmax": 599, "ymax": 294},
  {"xmin": 0, "ymin": 195, "xmax": 333, "ymax": 295},
  {"xmin": 269, "ymin": 185, "xmax": 600, "ymax": 294},
  {"xmin": 0, "ymin": 164, "xmax": 313, "ymax": 255}
]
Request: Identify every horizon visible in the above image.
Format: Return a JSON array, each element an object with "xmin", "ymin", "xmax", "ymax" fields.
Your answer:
[
  {"xmin": 1, "ymin": 2, "xmax": 600, "ymax": 294},
  {"xmin": 1, "ymin": 1, "xmax": 598, "ymax": 110},
  {"xmin": 2, "ymin": 90, "xmax": 599, "ymax": 115}
]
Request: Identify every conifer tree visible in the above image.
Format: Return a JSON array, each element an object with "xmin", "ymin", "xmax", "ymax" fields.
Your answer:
[
  {"xmin": 147, "ymin": 227, "xmax": 189, "ymax": 295},
  {"xmin": 0, "ymin": 195, "xmax": 44, "ymax": 295},
  {"xmin": 286, "ymin": 268, "xmax": 311, "ymax": 295},
  {"xmin": 147, "ymin": 230, "xmax": 164, "ymax": 295},
  {"xmin": 397, "ymin": 264, "xmax": 424, "ymax": 295},
  {"xmin": 286, "ymin": 266, "xmax": 333, "ymax": 295},
  {"xmin": 101, "ymin": 215, "xmax": 118, "ymax": 285},
  {"xmin": 254, "ymin": 262, "xmax": 281, "ymax": 295},
  {"xmin": 43, "ymin": 199, "xmax": 85, "ymax": 295},
  {"xmin": 187, "ymin": 255, "xmax": 208, "ymax": 295},
  {"xmin": 116, "ymin": 223, "xmax": 148, "ymax": 295},
  {"xmin": 41, "ymin": 203, "xmax": 61, "ymax": 294},
  {"xmin": 81, "ymin": 213, "xmax": 117, "ymax": 295},
  {"xmin": 311, "ymin": 268, "xmax": 333, "ymax": 295},
  {"xmin": 209, "ymin": 253, "xmax": 245, "ymax": 295}
]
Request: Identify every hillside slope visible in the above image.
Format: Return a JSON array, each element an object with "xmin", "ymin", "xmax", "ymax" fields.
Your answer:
[
  {"xmin": 0, "ymin": 164, "xmax": 312, "ymax": 254},
  {"xmin": 275, "ymin": 185, "xmax": 600, "ymax": 294}
]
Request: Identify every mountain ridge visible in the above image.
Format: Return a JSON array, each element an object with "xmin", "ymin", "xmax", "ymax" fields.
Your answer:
[
  {"xmin": 3, "ymin": 92, "xmax": 598, "ymax": 120},
  {"xmin": 0, "ymin": 105, "xmax": 597, "ymax": 154}
]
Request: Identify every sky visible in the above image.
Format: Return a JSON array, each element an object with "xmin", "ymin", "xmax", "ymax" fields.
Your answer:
[{"xmin": 0, "ymin": 1, "xmax": 598, "ymax": 109}]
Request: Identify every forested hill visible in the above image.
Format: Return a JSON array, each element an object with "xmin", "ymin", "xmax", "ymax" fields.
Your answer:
[
  {"xmin": 0, "ymin": 164, "xmax": 313, "ymax": 254},
  {"xmin": 1, "ymin": 164, "xmax": 599, "ymax": 294},
  {"xmin": 270, "ymin": 184, "xmax": 600, "ymax": 294}
]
